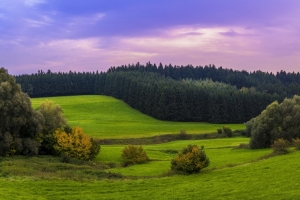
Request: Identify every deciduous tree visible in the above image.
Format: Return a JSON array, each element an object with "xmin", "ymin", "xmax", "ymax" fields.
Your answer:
[
  {"xmin": 37, "ymin": 99, "xmax": 67, "ymax": 154},
  {"xmin": 53, "ymin": 127, "xmax": 100, "ymax": 160},
  {"xmin": 248, "ymin": 95, "xmax": 300, "ymax": 148},
  {"xmin": 0, "ymin": 68, "xmax": 43, "ymax": 156}
]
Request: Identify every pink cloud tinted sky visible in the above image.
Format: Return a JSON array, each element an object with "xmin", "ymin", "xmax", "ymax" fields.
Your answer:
[{"xmin": 1, "ymin": 0, "xmax": 300, "ymax": 75}]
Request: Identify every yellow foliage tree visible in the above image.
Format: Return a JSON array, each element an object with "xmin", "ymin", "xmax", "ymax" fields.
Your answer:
[{"xmin": 53, "ymin": 127, "xmax": 98, "ymax": 160}]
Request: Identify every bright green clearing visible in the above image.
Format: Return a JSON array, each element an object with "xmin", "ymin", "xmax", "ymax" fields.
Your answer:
[{"xmin": 31, "ymin": 95, "xmax": 245, "ymax": 139}]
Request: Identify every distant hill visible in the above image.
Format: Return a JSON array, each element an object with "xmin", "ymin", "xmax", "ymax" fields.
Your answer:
[{"xmin": 16, "ymin": 63, "xmax": 300, "ymax": 123}]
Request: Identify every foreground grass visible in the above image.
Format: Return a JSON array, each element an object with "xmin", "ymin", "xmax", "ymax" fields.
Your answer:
[
  {"xmin": 101, "ymin": 137, "xmax": 271, "ymax": 176},
  {"xmin": 31, "ymin": 95, "xmax": 245, "ymax": 139},
  {"xmin": 1, "ymin": 150, "xmax": 299, "ymax": 199},
  {"xmin": 1, "ymin": 138, "xmax": 257, "ymax": 179}
]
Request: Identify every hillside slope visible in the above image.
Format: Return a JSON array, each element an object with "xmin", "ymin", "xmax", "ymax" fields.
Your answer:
[{"xmin": 31, "ymin": 95, "xmax": 245, "ymax": 139}]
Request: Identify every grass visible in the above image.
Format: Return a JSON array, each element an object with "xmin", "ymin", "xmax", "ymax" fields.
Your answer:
[
  {"xmin": 31, "ymin": 95, "xmax": 245, "ymax": 139},
  {"xmin": 1, "ymin": 150, "xmax": 299, "ymax": 199},
  {"xmin": 0, "ymin": 137, "xmax": 271, "ymax": 178},
  {"xmin": 2, "ymin": 95, "xmax": 298, "ymax": 199},
  {"xmin": 102, "ymin": 137, "xmax": 272, "ymax": 177}
]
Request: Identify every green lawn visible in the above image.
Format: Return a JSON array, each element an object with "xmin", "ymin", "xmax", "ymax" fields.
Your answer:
[
  {"xmin": 1, "ymin": 150, "xmax": 299, "ymax": 199},
  {"xmin": 31, "ymin": 95, "xmax": 245, "ymax": 139}
]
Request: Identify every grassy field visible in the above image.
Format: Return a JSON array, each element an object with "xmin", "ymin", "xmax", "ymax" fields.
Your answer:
[
  {"xmin": 101, "ymin": 137, "xmax": 272, "ymax": 177},
  {"xmin": 31, "ymin": 95, "xmax": 245, "ymax": 139},
  {"xmin": 1, "ymin": 95, "xmax": 298, "ymax": 199},
  {"xmin": 1, "ymin": 139, "xmax": 299, "ymax": 199}
]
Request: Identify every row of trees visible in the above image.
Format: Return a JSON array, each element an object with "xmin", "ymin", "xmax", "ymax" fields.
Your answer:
[
  {"xmin": 15, "ymin": 63, "xmax": 300, "ymax": 123},
  {"xmin": 16, "ymin": 63, "xmax": 300, "ymax": 99},
  {"xmin": 108, "ymin": 62, "xmax": 300, "ymax": 97},
  {"xmin": 0, "ymin": 68, "xmax": 100, "ymax": 159}
]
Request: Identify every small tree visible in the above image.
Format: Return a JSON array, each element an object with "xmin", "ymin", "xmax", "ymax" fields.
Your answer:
[
  {"xmin": 37, "ymin": 99, "xmax": 67, "ymax": 134},
  {"xmin": 37, "ymin": 99, "xmax": 68, "ymax": 154},
  {"xmin": 53, "ymin": 127, "xmax": 100, "ymax": 160},
  {"xmin": 171, "ymin": 145, "xmax": 209, "ymax": 174},
  {"xmin": 121, "ymin": 145, "xmax": 149, "ymax": 166}
]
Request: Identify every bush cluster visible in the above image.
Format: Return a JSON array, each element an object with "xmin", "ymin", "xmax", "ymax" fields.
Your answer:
[{"xmin": 0, "ymin": 68, "xmax": 100, "ymax": 160}]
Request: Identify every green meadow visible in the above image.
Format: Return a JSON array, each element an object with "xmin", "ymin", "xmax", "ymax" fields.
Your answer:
[
  {"xmin": 0, "ymin": 95, "xmax": 299, "ymax": 199},
  {"xmin": 1, "ymin": 142, "xmax": 299, "ymax": 200},
  {"xmin": 31, "ymin": 95, "xmax": 245, "ymax": 139}
]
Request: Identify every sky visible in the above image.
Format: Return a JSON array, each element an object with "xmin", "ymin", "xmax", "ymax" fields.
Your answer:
[{"xmin": 1, "ymin": 0, "xmax": 300, "ymax": 75}]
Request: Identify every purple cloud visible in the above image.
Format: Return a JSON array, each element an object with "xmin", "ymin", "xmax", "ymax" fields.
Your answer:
[{"xmin": 1, "ymin": 0, "xmax": 300, "ymax": 75}]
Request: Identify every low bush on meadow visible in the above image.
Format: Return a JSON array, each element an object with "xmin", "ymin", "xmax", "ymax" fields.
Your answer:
[
  {"xmin": 223, "ymin": 126, "xmax": 233, "ymax": 137},
  {"xmin": 121, "ymin": 145, "xmax": 149, "ymax": 166},
  {"xmin": 171, "ymin": 145, "xmax": 209, "ymax": 174},
  {"xmin": 272, "ymin": 138, "xmax": 290, "ymax": 154}
]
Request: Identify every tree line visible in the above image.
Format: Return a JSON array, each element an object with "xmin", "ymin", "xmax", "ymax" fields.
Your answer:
[{"xmin": 15, "ymin": 63, "xmax": 300, "ymax": 123}]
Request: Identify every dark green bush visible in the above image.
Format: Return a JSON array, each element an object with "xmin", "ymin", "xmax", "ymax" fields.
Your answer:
[
  {"xmin": 217, "ymin": 129, "xmax": 222, "ymax": 134},
  {"xmin": 223, "ymin": 126, "xmax": 233, "ymax": 137}
]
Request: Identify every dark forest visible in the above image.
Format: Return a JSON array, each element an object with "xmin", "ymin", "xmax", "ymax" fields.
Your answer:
[{"xmin": 15, "ymin": 63, "xmax": 300, "ymax": 123}]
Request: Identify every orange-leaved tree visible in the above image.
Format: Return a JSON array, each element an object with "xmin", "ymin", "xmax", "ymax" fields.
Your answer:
[{"xmin": 53, "ymin": 127, "xmax": 100, "ymax": 160}]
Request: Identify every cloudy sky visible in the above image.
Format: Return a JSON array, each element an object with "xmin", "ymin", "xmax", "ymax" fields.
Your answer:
[{"xmin": 1, "ymin": 0, "xmax": 300, "ymax": 75}]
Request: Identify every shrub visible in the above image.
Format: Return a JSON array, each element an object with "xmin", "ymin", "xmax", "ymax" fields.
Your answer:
[
  {"xmin": 236, "ymin": 143, "xmax": 250, "ymax": 149},
  {"xmin": 178, "ymin": 130, "xmax": 191, "ymax": 140},
  {"xmin": 217, "ymin": 129, "xmax": 222, "ymax": 134},
  {"xmin": 60, "ymin": 153, "xmax": 71, "ymax": 163},
  {"xmin": 89, "ymin": 138, "xmax": 101, "ymax": 159},
  {"xmin": 272, "ymin": 138, "xmax": 290, "ymax": 154},
  {"xmin": 223, "ymin": 126, "xmax": 233, "ymax": 137},
  {"xmin": 121, "ymin": 145, "xmax": 149, "ymax": 166},
  {"xmin": 292, "ymin": 138, "xmax": 300, "ymax": 150},
  {"xmin": 171, "ymin": 145, "xmax": 209, "ymax": 174}
]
